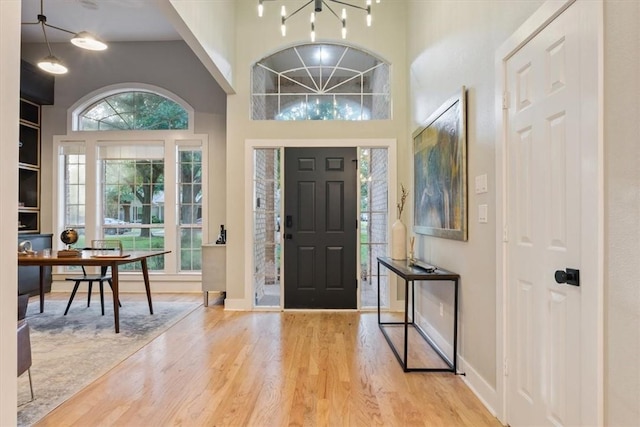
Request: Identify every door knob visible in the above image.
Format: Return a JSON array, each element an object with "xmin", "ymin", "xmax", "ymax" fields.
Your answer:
[
  {"xmin": 284, "ymin": 234, "xmax": 293, "ymax": 240},
  {"xmin": 554, "ymin": 268, "xmax": 580, "ymax": 286}
]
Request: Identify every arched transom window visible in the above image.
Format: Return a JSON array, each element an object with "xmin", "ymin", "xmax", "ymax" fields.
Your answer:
[
  {"xmin": 59, "ymin": 86, "xmax": 204, "ymax": 275},
  {"xmin": 77, "ymin": 91, "xmax": 189, "ymax": 131},
  {"xmin": 252, "ymin": 43, "xmax": 390, "ymax": 121}
]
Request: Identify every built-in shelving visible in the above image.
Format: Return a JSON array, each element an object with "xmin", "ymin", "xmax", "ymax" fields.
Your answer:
[{"xmin": 19, "ymin": 98, "xmax": 41, "ymax": 234}]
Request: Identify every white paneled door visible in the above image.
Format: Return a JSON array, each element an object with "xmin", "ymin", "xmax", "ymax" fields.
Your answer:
[{"xmin": 505, "ymin": 1, "xmax": 601, "ymax": 426}]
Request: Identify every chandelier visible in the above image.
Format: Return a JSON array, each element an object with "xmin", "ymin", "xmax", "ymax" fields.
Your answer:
[
  {"xmin": 22, "ymin": 0, "xmax": 108, "ymax": 75},
  {"xmin": 258, "ymin": 0, "xmax": 381, "ymax": 42}
]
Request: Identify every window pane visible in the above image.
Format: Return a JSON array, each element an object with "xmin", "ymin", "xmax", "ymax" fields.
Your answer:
[
  {"xmin": 360, "ymin": 147, "xmax": 389, "ymax": 308},
  {"xmin": 100, "ymin": 158, "xmax": 164, "ymax": 249},
  {"xmin": 79, "ymin": 91, "xmax": 188, "ymax": 130},
  {"xmin": 63, "ymin": 151, "xmax": 85, "ymax": 229},
  {"xmin": 275, "ymin": 95, "xmax": 307, "ymax": 121},
  {"xmin": 179, "ymin": 229, "xmax": 203, "ymax": 271},
  {"xmin": 61, "ymin": 149, "xmax": 86, "ymax": 272},
  {"xmin": 254, "ymin": 149, "xmax": 281, "ymax": 306},
  {"xmin": 117, "ymin": 229, "xmax": 165, "ymax": 271},
  {"xmin": 178, "ymin": 148, "xmax": 203, "ymax": 271}
]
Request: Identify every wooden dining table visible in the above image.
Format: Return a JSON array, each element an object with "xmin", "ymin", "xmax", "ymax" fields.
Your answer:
[{"xmin": 17, "ymin": 250, "xmax": 170, "ymax": 333}]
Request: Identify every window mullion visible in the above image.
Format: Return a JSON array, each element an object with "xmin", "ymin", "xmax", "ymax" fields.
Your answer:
[
  {"xmin": 85, "ymin": 137, "xmax": 98, "ymax": 245},
  {"xmin": 163, "ymin": 138, "xmax": 178, "ymax": 274}
]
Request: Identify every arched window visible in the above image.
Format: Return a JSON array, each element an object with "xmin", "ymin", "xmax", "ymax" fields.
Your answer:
[
  {"xmin": 77, "ymin": 90, "xmax": 189, "ymax": 130},
  {"xmin": 252, "ymin": 43, "xmax": 390, "ymax": 121},
  {"xmin": 58, "ymin": 86, "xmax": 204, "ymax": 275}
]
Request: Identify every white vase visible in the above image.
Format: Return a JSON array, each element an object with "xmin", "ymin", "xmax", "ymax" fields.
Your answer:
[{"xmin": 391, "ymin": 218, "xmax": 407, "ymax": 260}]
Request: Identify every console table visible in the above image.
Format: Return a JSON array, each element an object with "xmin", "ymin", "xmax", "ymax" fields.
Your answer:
[
  {"xmin": 377, "ymin": 256, "xmax": 459, "ymax": 373},
  {"xmin": 201, "ymin": 243, "xmax": 226, "ymax": 306}
]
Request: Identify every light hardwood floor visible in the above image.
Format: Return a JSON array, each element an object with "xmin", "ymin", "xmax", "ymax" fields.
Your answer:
[{"xmin": 35, "ymin": 293, "xmax": 501, "ymax": 427}]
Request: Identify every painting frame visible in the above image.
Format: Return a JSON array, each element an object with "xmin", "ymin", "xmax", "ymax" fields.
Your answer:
[{"xmin": 413, "ymin": 87, "xmax": 467, "ymax": 241}]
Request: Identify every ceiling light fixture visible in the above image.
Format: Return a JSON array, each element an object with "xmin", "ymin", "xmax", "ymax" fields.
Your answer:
[
  {"xmin": 258, "ymin": 0, "xmax": 380, "ymax": 42},
  {"xmin": 22, "ymin": 0, "xmax": 108, "ymax": 75}
]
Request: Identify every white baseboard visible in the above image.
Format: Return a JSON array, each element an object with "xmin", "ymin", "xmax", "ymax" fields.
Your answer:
[
  {"xmin": 223, "ymin": 298, "xmax": 252, "ymax": 311},
  {"xmin": 51, "ymin": 280, "xmax": 201, "ymax": 294},
  {"xmin": 415, "ymin": 311, "xmax": 453, "ymax": 361},
  {"xmin": 415, "ymin": 312, "xmax": 499, "ymax": 419},
  {"xmin": 458, "ymin": 355, "xmax": 499, "ymax": 418}
]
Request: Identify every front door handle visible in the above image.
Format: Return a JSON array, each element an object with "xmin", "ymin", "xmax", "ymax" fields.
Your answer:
[
  {"xmin": 554, "ymin": 268, "xmax": 580, "ymax": 286},
  {"xmin": 284, "ymin": 234, "xmax": 293, "ymax": 240}
]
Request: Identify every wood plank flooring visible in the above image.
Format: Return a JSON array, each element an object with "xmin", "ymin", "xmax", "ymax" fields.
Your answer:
[{"xmin": 35, "ymin": 293, "xmax": 500, "ymax": 427}]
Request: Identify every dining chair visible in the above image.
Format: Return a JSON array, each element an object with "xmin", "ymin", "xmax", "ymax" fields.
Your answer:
[
  {"xmin": 17, "ymin": 295, "xmax": 33, "ymax": 404},
  {"xmin": 64, "ymin": 240, "xmax": 123, "ymax": 316}
]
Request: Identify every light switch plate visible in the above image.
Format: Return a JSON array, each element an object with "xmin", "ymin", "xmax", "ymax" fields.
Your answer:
[
  {"xmin": 478, "ymin": 204, "xmax": 488, "ymax": 223},
  {"xmin": 475, "ymin": 174, "xmax": 488, "ymax": 194}
]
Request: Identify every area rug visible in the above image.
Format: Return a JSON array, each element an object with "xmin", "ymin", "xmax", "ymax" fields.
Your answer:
[{"xmin": 17, "ymin": 299, "xmax": 201, "ymax": 426}]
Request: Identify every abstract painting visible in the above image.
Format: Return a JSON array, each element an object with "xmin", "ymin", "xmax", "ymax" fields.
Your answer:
[{"xmin": 413, "ymin": 87, "xmax": 467, "ymax": 241}]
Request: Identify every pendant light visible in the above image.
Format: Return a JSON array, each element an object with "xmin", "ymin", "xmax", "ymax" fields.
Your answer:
[{"xmin": 22, "ymin": 0, "xmax": 108, "ymax": 75}]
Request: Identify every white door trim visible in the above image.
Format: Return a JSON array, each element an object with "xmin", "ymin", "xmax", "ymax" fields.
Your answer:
[
  {"xmin": 494, "ymin": 0, "xmax": 604, "ymax": 424},
  {"xmin": 240, "ymin": 139, "xmax": 398, "ymax": 312}
]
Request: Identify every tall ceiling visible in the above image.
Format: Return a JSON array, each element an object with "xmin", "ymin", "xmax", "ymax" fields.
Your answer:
[{"xmin": 20, "ymin": 0, "xmax": 181, "ymax": 44}]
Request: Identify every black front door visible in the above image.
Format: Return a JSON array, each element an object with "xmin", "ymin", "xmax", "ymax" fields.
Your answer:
[{"xmin": 284, "ymin": 147, "xmax": 357, "ymax": 309}]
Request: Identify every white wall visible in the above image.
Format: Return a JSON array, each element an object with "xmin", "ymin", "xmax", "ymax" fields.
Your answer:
[
  {"xmin": 225, "ymin": 0, "xmax": 408, "ymax": 307},
  {"xmin": 20, "ymin": 41, "xmax": 227, "ymax": 243},
  {"xmin": 603, "ymin": 1, "xmax": 640, "ymax": 425},
  {"xmin": 164, "ymin": 0, "xmax": 235, "ymax": 93},
  {"xmin": 0, "ymin": 1, "xmax": 20, "ymax": 424},
  {"xmin": 406, "ymin": 0, "xmax": 543, "ymax": 401}
]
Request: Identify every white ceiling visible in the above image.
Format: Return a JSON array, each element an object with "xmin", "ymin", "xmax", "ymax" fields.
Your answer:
[{"xmin": 21, "ymin": 0, "xmax": 181, "ymax": 44}]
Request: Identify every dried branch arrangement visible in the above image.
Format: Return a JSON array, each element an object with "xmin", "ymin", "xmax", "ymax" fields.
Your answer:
[{"xmin": 397, "ymin": 183, "xmax": 408, "ymax": 219}]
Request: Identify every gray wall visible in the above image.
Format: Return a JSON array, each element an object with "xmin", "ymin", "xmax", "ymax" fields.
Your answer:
[
  {"xmin": 21, "ymin": 41, "xmax": 227, "ymax": 240},
  {"xmin": 406, "ymin": 0, "xmax": 543, "ymax": 391}
]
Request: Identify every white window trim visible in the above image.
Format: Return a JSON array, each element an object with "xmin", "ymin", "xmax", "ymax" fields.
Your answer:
[{"xmin": 52, "ymin": 130, "xmax": 208, "ymax": 285}]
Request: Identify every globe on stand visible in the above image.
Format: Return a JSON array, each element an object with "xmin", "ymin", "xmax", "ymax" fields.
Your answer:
[
  {"xmin": 58, "ymin": 229, "xmax": 80, "ymax": 257},
  {"xmin": 60, "ymin": 229, "xmax": 78, "ymax": 249}
]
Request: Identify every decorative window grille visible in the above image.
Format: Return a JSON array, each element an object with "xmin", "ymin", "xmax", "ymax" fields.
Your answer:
[
  {"xmin": 78, "ymin": 91, "xmax": 188, "ymax": 130},
  {"xmin": 252, "ymin": 43, "xmax": 390, "ymax": 121}
]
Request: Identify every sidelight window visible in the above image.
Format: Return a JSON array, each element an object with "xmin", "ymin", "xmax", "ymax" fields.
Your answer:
[
  {"xmin": 253, "ymin": 149, "xmax": 281, "ymax": 307},
  {"xmin": 360, "ymin": 147, "xmax": 389, "ymax": 308}
]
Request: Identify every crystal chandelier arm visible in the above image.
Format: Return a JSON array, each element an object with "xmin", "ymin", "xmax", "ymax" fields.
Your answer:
[
  {"xmin": 321, "ymin": 1, "xmax": 342, "ymax": 22},
  {"xmin": 261, "ymin": 0, "xmax": 377, "ymax": 40},
  {"xmin": 283, "ymin": 0, "xmax": 315, "ymax": 22},
  {"xmin": 327, "ymin": 0, "xmax": 368, "ymax": 12}
]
